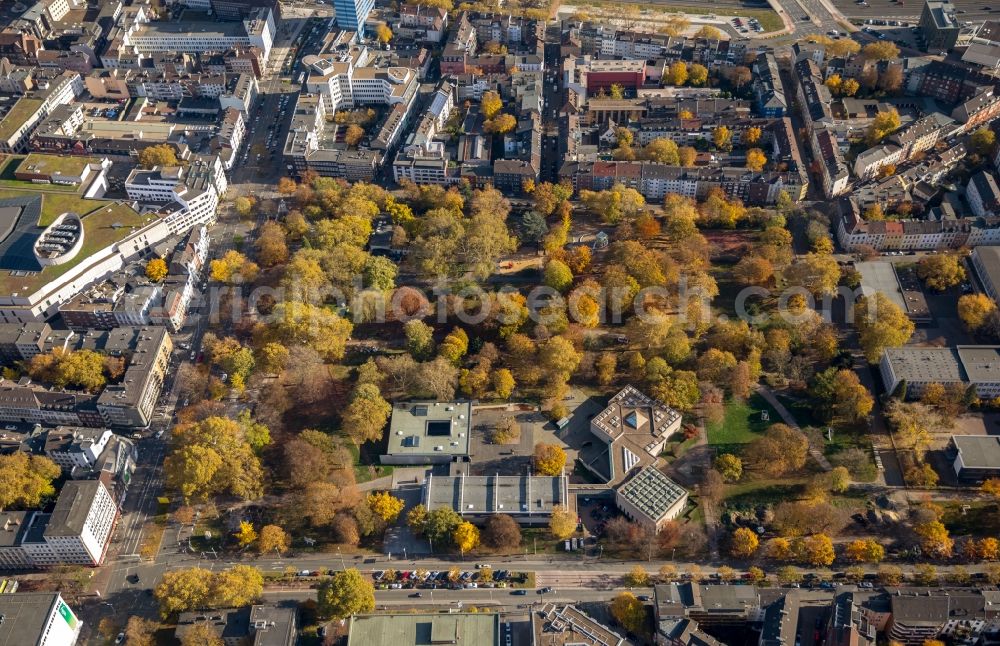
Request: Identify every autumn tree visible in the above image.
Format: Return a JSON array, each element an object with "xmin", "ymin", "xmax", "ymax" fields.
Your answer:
[
  {"xmin": 138, "ymin": 144, "xmax": 178, "ymax": 168},
  {"xmin": 610, "ymin": 592, "xmax": 645, "ymax": 635},
  {"xmin": 483, "ymin": 514, "xmax": 521, "ymax": 548},
  {"xmin": 549, "ymin": 505, "xmax": 576, "ymax": 539},
  {"xmin": 317, "ymin": 569, "xmax": 375, "ymax": 619},
  {"xmin": 810, "ymin": 368, "xmax": 874, "ymax": 423},
  {"xmin": 453, "ymin": 521, "xmax": 480, "ymax": 553},
  {"xmin": 855, "ymin": 292, "xmax": 914, "ymax": 363},
  {"xmin": 343, "ymin": 384, "xmax": 391, "ymax": 444},
  {"xmin": 958, "ymin": 293, "xmax": 997, "ymax": 330},
  {"xmin": 713, "ymin": 125, "xmax": 732, "ymax": 151},
  {"xmin": 734, "ymin": 255, "xmax": 774, "ymax": 286},
  {"xmin": 694, "ymin": 25, "xmax": 723, "ymax": 39},
  {"xmin": 624, "ymin": 565, "xmax": 650, "ymax": 587},
  {"xmin": 745, "ymin": 424, "xmax": 809, "ymax": 476},
  {"xmin": 668, "ymin": 61, "xmax": 688, "ymax": 86},
  {"xmin": 256, "ymin": 220, "xmax": 289, "ymax": 267},
  {"xmin": 972, "ymin": 127, "xmax": 997, "ymax": 155},
  {"xmin": 715, "ymin": 454, "xmax": 743, "ymax": 482},
  {"xmin": 367, "ymin": 491, "xmax": 405, "ymax": 523},
  {"xmin": 145, "ymin": 257, "xmax": 168, "ymax": 282},
  {"xmin": 687, "ymin": 63, "xmax": 709, "ymax": 86},
  {"xmin": 270, "ymin": 301, "xmax": 353, "ymax": 361},
  {"xmin": 481, "ymin": 90, "xmax": 502, "ymax": 120},
  {"xmin": 916, "ymin": 254, "xmax": 965, "ymax": 291},
  {"xmin": 534, "ymin": 442, "xmax": 566, "ymax": 475},
  {"xmin": 375, "ymin": 23, "xmax": 392, "ymax": 44},
  {"xmin": 914, "ymin": 520, "xmax": 954, "ymax": 558},
  {"xmin": 164, "ymin": 416, "xmax": 264, "ymax": 503},
  {"xmin": 746, "ymin": 148, "xmax": 767, "ymax": 172},
  {"xmin": 0, "ymin": 453, "xmax": 60, "ymax": 509},
  {"xmin": 210, "ymin": 250, "xmax": 259, "ymax": 283},
  {"xmin": 730, "ymin": 527, "xmax": 760, "ymax": 558},
  {"xmin": 485, "ymin": 113, "xmax": 517, "ymax": 134},
  {"xmin": 257, "ymin": 524, "xmax": 290, "ymax": 554},
  {"xmin": 863, "ymin": 41, "xmax": 901, "ymax": 60},
  {"xmin": 866, "ymin": 109, "xmax": 901, "ymax": 145},
  {"xmin": 844, "ymin": 538, "xmax": 885, "ymax": 563}
]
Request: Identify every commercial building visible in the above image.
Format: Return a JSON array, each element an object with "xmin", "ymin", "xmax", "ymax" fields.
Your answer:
[
  {"xmin": 614, "ymin": 466, "xmax": 688, "ymax": 533},
  {"xmin": 381, "ymin": 401, "xmax": 472, "ymax": 465},
  {"xmin": 334, "ymin": 0, "xmax": 374, "ymax": 33},
  {"xmin": 125, "ymin": 158, "xmax": 225, "ymax": 236},
  {"xmin": 422, "ymin": 474, "xmax": 570, "ymax": 526},
  {"xmin": 118, "ymin": 8, "xmax": 275, "ymax": 63},
  {"xmin": 0, "ymin": 479, "xmax": 117, "ymax": 567},
  {"xmin": 879, "ymin": 345, "xmax": 1000, "ymax": 399},
  {"xmin": 0, "ymin": 592, "xmax": 82, "ymax": 646},
  {"xmin": 949, "ymin": 435, "xmax": 1000, "ymax": 482},
  {"xmin": 920, "ymin": 0, "xmax": 961, "ymax": 52},
  {"xmin": 346, "ymin": 613, "xmax": 500, "ymax": 646}
]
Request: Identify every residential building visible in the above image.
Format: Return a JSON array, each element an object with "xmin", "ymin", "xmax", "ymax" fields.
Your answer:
[
  {"xmin": 175, "ymin": 605, "xmax": 297, "ymax": 646},
  {"xmin": 40, "ymin": 479, "xmax": 117, "ymax": 566},
  {"xmin": 0, "ymin": 592, "xmax": 82, "ymax": 646},
  {"xmin": 347, "ymin": 613, "xmax": 500, "ymax": 646},
  {"xmin": 967, "ymin": 170, "xmax": 1000, "ymax": 216},
  {"xmin": 972, "ymin": 245, "xmax": 1000, "ymax": 302},
  {"xmin": 920, "ymin": 0, "xmax": 961, "ymax": 52},
  {"xmin": 43, "ymin": 427, "xmax": 114, "ymax": 471},
  {"xmin": 0, "ymin": 71, "xmax": 82, "ymax": 153},
  {"xmin": 532, "ymin": 604, "xmax": 625, "ymax": 646},
  {"xmin": 879, "ymin": 345, "xmax": 1000, "ymax": 399},
  {"xmin": 752, "ymin": 53, "xmax": 786, "ymax": 117},
  {"xmin": 813, "ymin": 128, "xmax": 849, "ymax": 197},
  {"xmin": 95, "ymin": 326, "xmax": 172, "ymax": 428},
  {"xmin": 381, "ymin": 401, "xmax": 472, "ymax": 465},
  {"xmin": 422, "ymin": 474, "xmax": 570, "ymax": 526}
]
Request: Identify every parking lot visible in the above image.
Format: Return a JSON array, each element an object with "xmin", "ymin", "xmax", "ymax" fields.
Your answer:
[
  {"xmin": 370, "ymin": 566, "xmax": 531, "ymax": 591},
  {"xmin": 834, "ymin": 0, "xmax": 1000, "ymax": 22}
]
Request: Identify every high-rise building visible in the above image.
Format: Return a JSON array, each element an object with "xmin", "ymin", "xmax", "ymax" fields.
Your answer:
[
  {"xmin": 0, "ymin": 592, "xmax": 82, "ymax": 646},
  {"xmin": 334, "ymin": 0, "xmax": 374, "ymax": 34},
  {"xmin": 920, "ymin": 0, "xmax": 960, "ymax": 52}
]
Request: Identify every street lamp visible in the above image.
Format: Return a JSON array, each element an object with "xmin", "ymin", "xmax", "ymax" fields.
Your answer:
[{"xmin": 337, "ymin": 547, "xmax": 346, "ymax": 570}]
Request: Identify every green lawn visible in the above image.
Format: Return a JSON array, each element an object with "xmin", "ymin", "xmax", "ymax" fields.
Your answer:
[
  {"xmin": 0, "ymin": 98, "xmax": 43, "ymax": 141},
  {"xmin": 706, "ymin": 395, "xmax": 780, "ymax": 450},
  {"xmin": 723, "ymin": 478, "xmax": 808, "ymax": 508},
  {"xmin": 941, "ymin": 501, "xmax": 1000, "ymax": 537},
  {"xmin": 580, "ymin": 1, "xmax": 784, "ymax": 32}
]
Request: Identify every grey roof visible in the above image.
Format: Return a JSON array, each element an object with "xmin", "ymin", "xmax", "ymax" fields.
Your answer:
[
  {"xmin": 615, "ymin": 466, "xmax": 687, "ymax": 523},
  {"xmin": 0, "ymin": 195, "xmax": 43, "ymax": 272},
  {"xmin": 0, "ymin": 511, "xmax": 30, "ymax": 548},
  {"xmin": 43, "ymin": 480, "xmax": 107, "ymax": 538},
  {"xmin": 957, "ymin": 346, "xmax": 1000, "ymax": 382},
  {"xmin": 249, "ymin": 605, "xmax": 297, "ymax": 646},
  {"xmin": 0, "ymin": 593, "xmax": 74, "ymax": 646},
  {"xmin": 385, "ymin": 401, "xmax": 472, "ymax": 457},
  {"xmin": 952, "ymin": 435, "xmax": 1000, "ymax": 469},
  {"xmin": 881, "ymin": 346, "xmax": 966, "ymax": 383},
  {"xmin": 346, "ymin": 613, "xmax": 499, "ymax": 646},
  {"xmin": 975, "ymin": 246, "xmax": 1000, "ymax": 292},
  {"xmin": 424, "ymin": 474, "xmax": 569, "ymax": 517}
]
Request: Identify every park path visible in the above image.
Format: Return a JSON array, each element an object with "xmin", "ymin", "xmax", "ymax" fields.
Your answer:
[
  {"xmin": 754, "ymin": 384, "xmax": 833, "ymax": 472},
  {"xmin": 694, "ymin": 419, "xmax": 721, "ymax": 561}
]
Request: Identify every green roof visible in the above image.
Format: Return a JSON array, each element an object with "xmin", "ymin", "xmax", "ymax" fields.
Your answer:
[
  {"xmin": 16, "ymin": 154, "xmax": 102, "ymax": 179},
  {"xmin": 0, "ymin": 98, "xmax": 44, "ymax": 142},
  {"xmin": 0, "ymin": 199, "xmax": 156, "ymax": 295}
]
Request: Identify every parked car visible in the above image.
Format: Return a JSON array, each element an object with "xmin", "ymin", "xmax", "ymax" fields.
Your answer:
[{"xmin": 511, "ymin": 589, "xmax": 528, "ymax": 595}]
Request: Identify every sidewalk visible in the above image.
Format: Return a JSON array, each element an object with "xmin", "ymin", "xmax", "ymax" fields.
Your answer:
[{"xmin": 755, "ymin": 384, "xmax": 833, "ymax": 471}]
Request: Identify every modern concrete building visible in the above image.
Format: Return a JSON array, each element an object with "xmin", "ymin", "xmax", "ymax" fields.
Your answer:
[
  {"xmin": 582, "ymin": 385, "xmax": 681, "ymax": 485},
  {"xmin": 422, "ymin": 474, "xmax": 570, "ymax": 526},
  {"xmin": 43, "ymin": 427, "xmax": 114, "ymax": 471},
  {"xmin": 0, "ymin": 592, "xmax": 82, "ymax": 646},
  {"xmin": 879, "ymin": 345, "xmax": 1000, "ymax": 399},
  {"xmin": 949, "ymin": 435, "xmax": 1000, "ymax": 482},
  {"xmin": 614, "ymin": 466, "xmax": 688, "ymax": 533},
  {"xmin": 346, "ymin": 613, "xmax": 500, "ymax": 646},
  {"xmin": 381, "ymin": 401, "xmax": 472, "ymax": 465},
  {"xmin": 532, "ymin": 604, "xmax": 625, "ymax": 646}
]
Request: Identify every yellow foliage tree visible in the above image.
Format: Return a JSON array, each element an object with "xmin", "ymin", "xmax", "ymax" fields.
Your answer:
[
  {"xmin": 729, "ymin": 527, "xmax": 760, "ymax": 558},
  {"xmin": 235, "ymin": 521, "xmax": 257, "ymax": 548},
  {"xmin": 367, "ymin": 491, "xmax": 405, "ymax": 523},
  {"xmin": 533, "ymin": 442, "xmax": 566, "ymax": 475},
  {"xmin": 145, "ymin": 257, "xmax": 168, "ymax": 282},
  {"xmin": 453, "ymin": 521, "xmax": 480, "ymax": 553},
  {"xmin": 549, "ymin": 505, "xmax": 576, "ymax": 539}
]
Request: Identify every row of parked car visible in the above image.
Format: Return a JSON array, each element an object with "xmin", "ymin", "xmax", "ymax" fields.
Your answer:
[{"xmin": 370, "ymin": 568, "xmax": 521, "ymax": 590}]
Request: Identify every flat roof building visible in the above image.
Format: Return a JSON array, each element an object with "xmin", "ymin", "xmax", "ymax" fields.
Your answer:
[
  {"xmin": 0, "ymin": 592, "xmax": 82, "ymax": 646},
  {"xmin": 950, "ymin": 434, "xmax": 1000, "ymax": 482},
  {"xmin": 531, "ymin": 603, "xmax": 625, "ymax": 646},
  {"xmin": 381, "ymin": 401, "xmax": 472, "ymax": 465},
  {"xmin": 879, "ymin": 345, "xmax": 1000, "ymax": 399},
  {"xmin": 583, "ymin": 385, "xmax": 681, "ymax": 485},
  {"xmin": 614, "ymin": 466, "xmax": 688, "ymax": 533},
  {"xmin": 920, "ymin": 0, "xmax": 961, "ymax": 52},
  {"xmin": 422, "ymin": 474, "xmax": 570, "ymax": 526},
  {"xmin": 346, "ymin": 613, "xmax": 500, "ymax": 646},
  {"xmin": 972, "ymin": 246, "xmax": 1000, "ymax": 303}
]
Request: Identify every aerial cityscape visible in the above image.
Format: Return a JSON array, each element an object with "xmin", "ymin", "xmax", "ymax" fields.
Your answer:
[{"xmin": 6, "ymin": 0, "xmax": 1000, "ymax": 644}]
